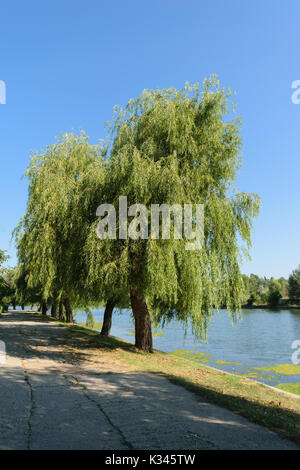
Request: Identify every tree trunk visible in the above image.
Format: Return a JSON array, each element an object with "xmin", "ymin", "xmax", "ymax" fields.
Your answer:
[
  {"xmin": 130, "ymin": 289, "xmax": 153, "ymax": 353},
  {"xmin": 63, "ymin": 298, "xmax": 73, "ymax": 323},
  {"xmin": 41, "ymin": 303, "xmax": 47, "ymax": 315},
  {"xmin": 21, "ymin": 304, "xmax": 25, "ymax": 311},
  {"xmin": 100, "ymin": 299, "xmax": 115, "ymax": 336},
  {"xmin": 13, "ymin": 303, "xmax": 16, "ymax": 310},
  {"xmin": 58, "ymin": 301, "xmax": 64, "ymax": 321},
  {"xmin": 51, "ymin": 303, "xmax": 57, "ymax": 318},
  {"xmin": 31, "ymin": 304, "xmax": 34, "ymax": 310},
  {"xmin": 38, "ymin": 305, "xmax": 42, "ymax": 312}
]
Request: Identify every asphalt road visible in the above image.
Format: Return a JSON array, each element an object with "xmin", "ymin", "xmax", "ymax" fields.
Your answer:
[{"xmin": 0, "ymin": 310, "xmax": 299, "ymax": 450}]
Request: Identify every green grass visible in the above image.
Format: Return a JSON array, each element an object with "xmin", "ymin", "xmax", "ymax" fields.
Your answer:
[
  {"xmin": 127, "ymin": 329, "xmax": 164, "ymax": 337},
  {"xmin": 277, "ymin": 383, "xmax": 300, "ymax": 395},
  {"xmin": 214, "ymin": 359, "xmax": 243, "ymax": 366},
  {"xmin": 61, "ymin": 321, "xmax": 300, "ymax": 445},
  {"xmin": 170, "ymin": 349, "xmax": 212, "ymax": 363},
  {"xmin": 252, "ymin": 364, "xmax": 300, "ymax": 376},
  {"xmin": 77, "ymin": 321, "xmax": 103, "ymax": 330}
]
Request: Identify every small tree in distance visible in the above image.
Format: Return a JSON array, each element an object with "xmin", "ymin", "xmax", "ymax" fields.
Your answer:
[
  {"xmin": 267, "ymin": 279, "xmax": 282, "ymax": 307},
  {"xmin": 288, "ymin": 265, "xmax": 300, "ymax": 301}
]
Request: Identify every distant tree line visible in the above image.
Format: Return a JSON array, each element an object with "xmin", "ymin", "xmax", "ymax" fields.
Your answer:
[{"xmin": 242, "ymin": 266, "xmax": 300, "ymax": 307}]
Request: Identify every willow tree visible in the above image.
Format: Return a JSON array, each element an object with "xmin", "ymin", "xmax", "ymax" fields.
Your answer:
[
  {"xmin": 87, "ymin": 77, "xmax": 260, "ymax": 352},
  {"xmin": 0, "ymin": 250, "xmax": 8, "ymax": 267},
  {"xmin": 14, "ymin": 132, "xmax": 108, "ymax": 322},
  {"xmin": 0, "ymin": 251, "xmax": 11, "ymax": 311}
]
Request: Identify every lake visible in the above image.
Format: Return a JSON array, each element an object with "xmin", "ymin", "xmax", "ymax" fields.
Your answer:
[{"xmin": 76, "ymin": 308, "xmax": 300, "ymax": 390}]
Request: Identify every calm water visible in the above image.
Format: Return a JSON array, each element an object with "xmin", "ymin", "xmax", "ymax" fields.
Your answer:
[{"xmin": 75, "ymin": 308, "xmax": 300, "ymax": 387}]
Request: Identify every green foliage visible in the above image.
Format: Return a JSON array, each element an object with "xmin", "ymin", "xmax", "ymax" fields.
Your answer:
[
  {"xmin": 0, "ymin": 275, "xmax": 11, "ymax": 297},
  {"xmin": 277, "ymin": 277, "xmax": 289, "ymax": 298},
  {"xmin": 242, "ymin": 274, "xmax": 287, "ymax": 306},
  {"xmin": 14, "ymin": 77, "xmax": 261, "ymax": 344},
  {"xmin": 86, "ymin": 311, "xmax": 96, "ymax": 329},
  {"xmin": 87, "ymin": 78, "xmax": 261, "ymax": 339},
  {"xmin": 246, "ymin": 293, "xmax": 257, "ymax": 307},
  {"xmin": 267, "ymin": 279, "xmax": 282, "ymax": 306},
  {"xmin": 0, "ymin": 304, "xmax": 7, "ymax": 314},
  {"xmin": 288, "ymin": 265, "xmax": 300, "ymax": 300},
  {"xmin": 0, "ymin": 275, "xmax": 12, "ymax": 313},
  {"xmin": 0, "ymin": 253, "xmax": 12, "ymax": 310},
  {"xmin": 267, "ymin": 290, "xmax": 282, "ymax": 307},
  {"xmin": 13, "ymin": 265, "xmax": 42, "ymax": 306},
  {"xmin": 0, "ymin": 249, "xmax": 9, "ymax": 268},
  {"xmin": 14, "ymin": 132, "xmax": 107, "ymax": 310}
]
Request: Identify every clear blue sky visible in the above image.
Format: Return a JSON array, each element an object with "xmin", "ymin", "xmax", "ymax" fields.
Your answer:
[{"xmin": 0, "ymin": 0, "xmax": 299, "ymax": 278}]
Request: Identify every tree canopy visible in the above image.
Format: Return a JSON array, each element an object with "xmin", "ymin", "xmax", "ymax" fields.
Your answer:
[
  {"xmin": 86, "ymin": 78, "xmax": 260, "ymax": 350},
  {"xmin": 14, "ymin": 78, "xmax": 261, "ymax": 351},
  {"xmin": 14, "ymin": 132, "xmax": 107, "ymax": 320}
]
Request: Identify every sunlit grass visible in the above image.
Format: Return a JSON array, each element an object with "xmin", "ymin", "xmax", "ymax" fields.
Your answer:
[
  {"xmin": 62, "ymin": 320, "xmax": 300, "ymax": 445},
  {"xmin": 277, "ymin": 383, "xmax": 300, "ymax": 396}
]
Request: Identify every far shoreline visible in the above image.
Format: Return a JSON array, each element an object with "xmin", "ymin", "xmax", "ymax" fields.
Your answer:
[{"xmin": 241, "ymin": 304, "xmax": 300, "ymax": 310}]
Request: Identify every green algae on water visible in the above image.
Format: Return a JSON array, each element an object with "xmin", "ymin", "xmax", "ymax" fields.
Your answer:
[
  {"xmin": 152, "ymin": 331, "xmax": 164, "ymax": 337},
  {"xmin": 127, "ymin": 329, "xmax": 164, "ymax": 337},
  {"xmin": 170, "ymin": 350, "xmax": 212, "ymax": 363},
  {"xmin": 240, "ymin": 363, "xmax": 300, "ymax": 384},
  {"xmin": 251, "ymin": 364, "xmax": 300, "ymax": 376},
  {"xmin": 214, "ymin": 360, "xmax": 242, "ymax": 366},
  {"xmin": 240, "ymin": 370, "xmax": 280, "ymax": 383}
]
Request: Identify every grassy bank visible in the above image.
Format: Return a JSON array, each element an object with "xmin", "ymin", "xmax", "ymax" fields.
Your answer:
[
  {"xmin": 63, "ymin": 319, "xmax": 300, "ymax": 444},
  {"xmin": 19, "ymin": 310, "xmax": 300, "ymax": 445}
]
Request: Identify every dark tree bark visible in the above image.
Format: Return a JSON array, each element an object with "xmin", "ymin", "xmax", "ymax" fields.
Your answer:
[
  {"xmin": 100, "ymin": 299, "xmax": 116, "ymax": 336},
  {"xmin": 38, "ymin": 305, "xmax": 42, "ymax": 312},
  {"xmin": 31, "ymin": 304, "xmax": 34, "ymax": 310},
  {"xmin": 13, "ymin": 303, "xmax": 16, "ymax": 310},
  {"xmin": 41, "ymin": 303, "xmax": 47, "ymax": 315},
  {"xmin": 130, "ymin": 289, "xmax": 153, "ymax": 353},
  {"xmin": 63, "ymin": 298, "xmax": 73, "ymax": 323},
  {"xmin": 51, "ymin": 303, "xmax": 57, "ymax": 318},
  {"xmin": 58, "ymin": 301, "xmax": 64, "ymax": 321},
  {"xmin": 21, "ymin": 304, "xmax": 25, "ymax": 311}
]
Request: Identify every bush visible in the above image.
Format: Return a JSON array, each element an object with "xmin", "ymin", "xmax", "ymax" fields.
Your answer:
[
  {"xmin": 246, "ymin": 294, "xmax": 257, "ymax": 306},
  {"xmin": 267, "ymin": 289, "xmax": 282, "ymax": 307},
  {"xmin": 86, "ymin": 312, "xmax": 96, "ymax": 329},
  {"xmin": 0, "ymin": 302, "xmax": 8, "ymax": 313}
]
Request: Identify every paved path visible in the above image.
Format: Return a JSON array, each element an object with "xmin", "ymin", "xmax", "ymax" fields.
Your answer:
[{"xmin": 0, "ymin": 311, "xmax": 299, "ymax": 450}]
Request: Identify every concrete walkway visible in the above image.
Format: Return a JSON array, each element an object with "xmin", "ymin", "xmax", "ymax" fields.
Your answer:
[{"xmin": 0, "ymin": 310, "xmax": 299, "ymax": 450}]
